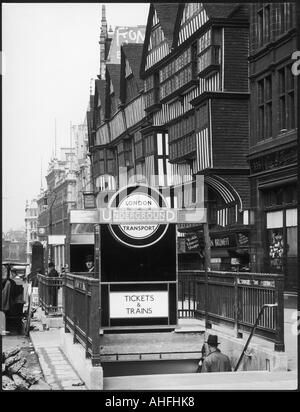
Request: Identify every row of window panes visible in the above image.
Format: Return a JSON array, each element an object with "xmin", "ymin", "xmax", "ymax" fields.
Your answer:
[
  {"xmin": 198, "ymin": 29, "xmax": 212, "ymax": 53},
  {"xmin": 134, "ymin": 134, "xmax": 159, "ymax": 158},
  {"xmin": 198, "ymin": 46, "xmax": 221, "ymax": 73},
  {"xmin": 277, "ymin": 3, "xmax": 295, "ymax": 35},
  {"xmin": 168, "ymin": 115, "xmax": 195, "ymax": 142},
  {"xmin": 144, "ymin": 76, "xmax": 154, "ymax": 92},
  {"xmin": 144, "ymin": 134, "xmax": 156, "ymax": 155},
  {"xmin": 169, "ymin": 134, "xmax": 196, "ymax": 160},
  {"xmin": 159, "ymin": 49, "xmax": 192, "ymax": 83},
  {"xmin": 256, "ymin": 3, "xmax": 295, "ymax": 48},
  {"xmin": 160, "ymin": 65, "xmax": 193, "ymax": 99},
  {"xmin": 144, "ymin": 90, "xmax": 159, "ymax": 107},
  {"xmin": 257, "ymin": 67, "xmax": 296, "ymax": 139}
]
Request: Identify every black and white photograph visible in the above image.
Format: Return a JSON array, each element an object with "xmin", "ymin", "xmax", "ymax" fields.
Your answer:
[{"xmin": 1, "ymin": 1, "xmax": 299, "ymax": 395}]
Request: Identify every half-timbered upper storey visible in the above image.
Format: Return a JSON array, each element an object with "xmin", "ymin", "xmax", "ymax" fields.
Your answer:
[{"xmin": 138, "ymin": 3, "xmax": 251, "ymax": 228}]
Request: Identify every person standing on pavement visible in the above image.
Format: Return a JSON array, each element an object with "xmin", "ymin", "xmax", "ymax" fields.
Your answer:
[
  {"xmin": 201, "ymin": 334, "xmax": 232, "ymax": 373},
  {"xmin": 48, "ymin": 262, "xmax": 59, "ymax": 308}
]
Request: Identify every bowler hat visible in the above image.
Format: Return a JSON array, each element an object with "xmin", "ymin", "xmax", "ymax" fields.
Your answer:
[
  {"xmin": 206, "ymin": 334, "xmax": 220, "ymax": 347},
  {"xmin": 85, "ymin": 255, "xmax": 94, "ymax": 262}
]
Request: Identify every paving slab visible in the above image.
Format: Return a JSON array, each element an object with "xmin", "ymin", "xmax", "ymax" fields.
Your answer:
[
  {"xmin": 30, "ymin": 331, "xmax": 86, "ymax": 390},
  {"xmin": 104, "ymin": 370, "xmax": 298, "ymax": 391}
]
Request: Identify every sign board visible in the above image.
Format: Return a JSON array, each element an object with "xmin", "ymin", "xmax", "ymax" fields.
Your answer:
[
  {"xmin": 48, "ymin": 235, "xmax": 66, "ymax": 245},
  {"xmin": 109, "ymin": 291, "xmax": 169, "ymax": 318},
  {"xmin": 107, "ymin": 26, "xmax": 146, "ymax": 63},
  {"xmin": 185, "ymin": 230, "xmax": 204, "ymax": 251},
  {"xmin": 108, "ymin": 186, "xmax": 169, "ymax": 248},
  {"xmin": 210, "ymin": 234, "xmax": 236, "ymax": 248},
  {"xmin": 83, "ymin": 193, "xmax": 96, "ymax": 209},
  {"xmin": 70, "ymin": 208, "xmax": 206, "ymax": 225}
]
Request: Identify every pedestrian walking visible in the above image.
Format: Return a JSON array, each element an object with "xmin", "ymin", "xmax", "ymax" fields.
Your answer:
[{"xmin": 200, "ymin": 334, "xmax": 232, "ymax": 373}]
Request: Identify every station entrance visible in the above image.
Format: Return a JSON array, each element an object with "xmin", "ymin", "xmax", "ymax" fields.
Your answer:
[{"xmin": 68, "ymin": 183, "xmax": 206, "ymax": 332}]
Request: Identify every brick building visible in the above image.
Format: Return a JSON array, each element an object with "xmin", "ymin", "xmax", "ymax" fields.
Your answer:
[{"xmin": 248, "ymin": 3, "xmax": 298, "ymax": 291}]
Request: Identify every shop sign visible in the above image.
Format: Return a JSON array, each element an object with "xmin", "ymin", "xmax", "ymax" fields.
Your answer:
[
  {"xmin": 83, "ymin": 192, "xmax": 96, "ymax": 209},
  {"xmin": 236, "ymin": 232, "xmax": 249, "ymax": 246},
  {"xmin": 210, "ymin": 234, "xmax": 236, "ymax": 248},
  {"xmin": 48, "ymin": 235, "xmax": 66, "ymax": 245},
  {"xmin": 237, "ymin": 278, "xmax": 275, "ymax": 288},
  {"xmin": 109, "ymin": 291, "xmax": 168, "ymax": 318},
  {"xmin": 185, "ymin": 230, "xmax": 204, "ymax": 251},
  {"xmin": 107, "ymin": 26, "xmax": 146, "ymax": 63}
]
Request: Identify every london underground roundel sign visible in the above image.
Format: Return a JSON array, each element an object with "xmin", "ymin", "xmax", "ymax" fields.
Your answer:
[{"xmin": 108, "ymin": 184, "xmax": 169, "ymax": 248}]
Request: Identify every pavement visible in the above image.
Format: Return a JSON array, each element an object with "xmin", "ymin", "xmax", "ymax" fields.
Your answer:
[{"xmin": 30, "ymin": 329, "xmax": 86, "ymax": 390}]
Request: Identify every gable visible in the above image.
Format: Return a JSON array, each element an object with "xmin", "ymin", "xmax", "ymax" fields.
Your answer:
[
  {"xmin": 177, "ymin": 3, "xmax": 209, "ymax": 46},
  {"xmin": 120, "ymin": 44, "xmax": 144, "ymax": 103},
  {"xmin": 141, "ymin": 3, "xmax": 180, "ymax": 75}
]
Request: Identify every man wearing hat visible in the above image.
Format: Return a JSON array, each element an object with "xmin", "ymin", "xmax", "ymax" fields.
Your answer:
[
  {"xmin": 85, "ymin": 255, "xmax": 94, "ymax": 273},
  {"xmin": 200, "ymin": 334, "xmax": 232, "ymax": 373}
]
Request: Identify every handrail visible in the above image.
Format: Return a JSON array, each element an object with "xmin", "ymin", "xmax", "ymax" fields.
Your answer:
[
  {"xmin": 234, "ymin": 303, "xmax": 278, "ymax": 371},
  {"xmin": 179, "ymin": 270, "xmax": 285, "ymax": 279}
]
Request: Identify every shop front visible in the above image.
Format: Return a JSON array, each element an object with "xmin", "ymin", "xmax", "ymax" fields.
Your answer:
[
  {"xmin": 209, "ymin": 229, "xmax": 251, "ymax": 272},
  {"xmin": 261, "ymin": 183, "xmax": 297, "ymax": 292},
  {"xmin": 178, "ymin": 225, "xmax": 252, "ymax": 272}
]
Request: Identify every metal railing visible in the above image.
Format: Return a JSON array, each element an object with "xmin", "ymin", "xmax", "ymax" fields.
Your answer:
[
  {"xmin": 178, "ymin": 270, "xmax": 285, "ymax": 351},
  {"xmin": 38, "ymin": 274, "xmax": 63, "ymax": 315},
  {"xmin": 60, "ymin": 270, "xmax": 284, "ymax": 360},
  {"xmin": 63, "ymin": 273, "xmax": 101, "ymax": 365}
]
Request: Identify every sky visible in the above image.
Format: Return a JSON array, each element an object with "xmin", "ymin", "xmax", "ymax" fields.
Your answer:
[{"xmin": 2, "ymin": 2, "xmax": 150, "ymax": 232}]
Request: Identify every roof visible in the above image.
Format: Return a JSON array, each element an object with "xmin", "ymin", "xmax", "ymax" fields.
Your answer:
[
  {"xmin": 203, "ymin": 3, "xmax": 240, "ymax": 19},
  {"xmin": 122, "ymin": 43, "xmax": 144, "ymax": 90},
  {"xmin": 154, "ymin": 3, "xmax": 180, "ymax": 47},
  {"xmin": 106, "ymin": 64, "xmax": 121, "ymax": 98},
  {"xmin": 95, "ymin": 79, "xmax": 106, "ymax": 109},
  {"xmin": 140, "ymin": 3, "xmax": 180, "ymax": 77}
]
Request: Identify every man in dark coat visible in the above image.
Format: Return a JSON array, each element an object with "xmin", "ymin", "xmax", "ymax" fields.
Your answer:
[
  {"xmin": 201, "ymin": 334, "xmax": 232, "ymax": 373},
  {"xmin": 84, "ymin": 255, "xmax": 94, "ymax": 273},
  {"xmin": 48, "ymin": 262, "xmax": 59, "ymax": 307}
]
